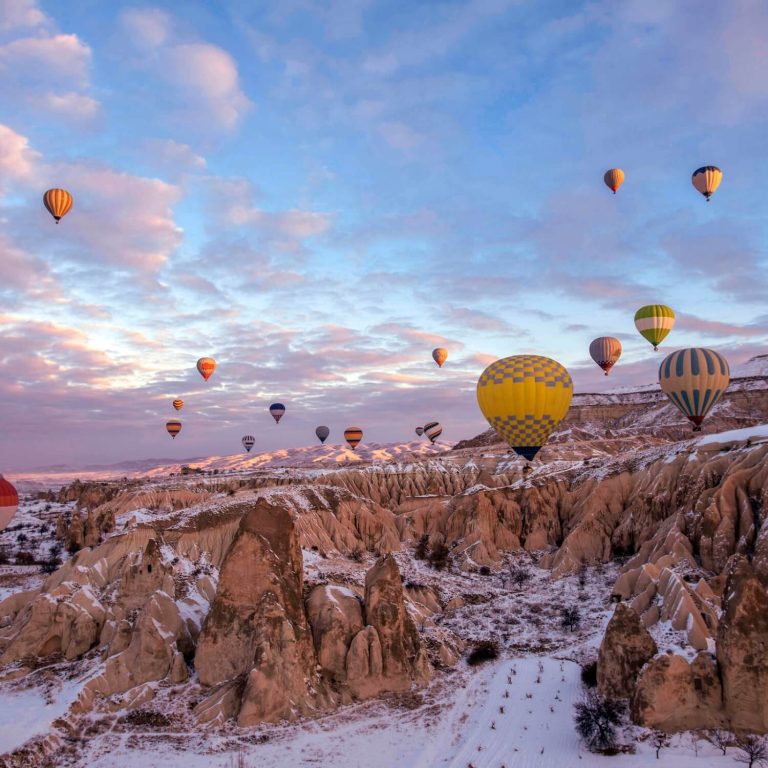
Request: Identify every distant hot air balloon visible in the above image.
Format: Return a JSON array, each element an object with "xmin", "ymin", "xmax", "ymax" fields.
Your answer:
[
  {"xmin": 589, "ymin": 337, "xmax": 622, "ymax": 376},
  {"xmin": 166, "ymin": 420, "xmax": 182, "ymax": 439},
  {"xmin": 603, "ymin": 168, "xmax": 625, "ymax": 194},
  {"xmin": 172, "ymin": 398, "xmax": 184, "ymax": 411},
  {"xmin": 0, "ymin": 475, "xmax": 18, "ymax": 531},
  {"xmin": 43, "ymin": 188, "xmax": 73, "ymax": 223},
  {"xmin": 692, "ymin": 166, "xmax": 722, "ymax": 201},
  {"xmin": 424, "ymin": 421, "xmax": 442, "ymax": 443},
  {"xmin": 659, "ymin": 348, "xmax": 730, "ymax": 431},
  {"xmin": 476, "ymin": 355, "xmax": 573, "ymax": 461},
  {"xmin": 197, "ymin": 357, "xmax": 216, "ymax": 381},
  {"xmin": 242, "ymin": 435, "xmax": 255, "ymax": 452},
  {"xmin": 269, "ymin": 403, "xmax": 286, "ymax": 423},
  {"xmin": 635, "ymin": 305, "xmax": 675, "ymax": 351},
  {"xmin": 315, "ymin": 426, "xmax": 330, "ymax": 444},
  {"xmin": 344, "ymin": 427, "xmax": 363, "ymax": 450},
  {"xmin": 432, "ymin": 348, "xmax": 448, "ymax": 368},
  {"xmin": 415, "ymin": 426, "xmax": 424, "ymax": 437}
]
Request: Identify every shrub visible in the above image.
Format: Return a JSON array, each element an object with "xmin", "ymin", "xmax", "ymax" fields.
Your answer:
[
  {"xmin": 15, "ymin": 551, "xmax": 35, "ymax": 566},
  {"xmin": 414, "ymin": 534, "xmax": 429, "ymax": 560},
  {"xmin": 479, "ymin": 565, "xmax": 491, "ymax": 576},
  {"xmin": 350, "ymin": 548, "xmax": 364, "ymax": 562},
  {"xmin": 428, "ymin": 542, "xmax": 450, "ymax": 570},
  {"xmin": 508, "ymin": 565, "xmax": 531, "ymax": 588},
  {"xmin": 574, "ymin": 691, "xmax": 623, "ymax": 753},
  {"xmin": 121, "ymin": 709, "xmax": 171, "ymax": 728},
  {"xmin": 466, "ymin": 640, "xmax": 499, "ymax": 666}
]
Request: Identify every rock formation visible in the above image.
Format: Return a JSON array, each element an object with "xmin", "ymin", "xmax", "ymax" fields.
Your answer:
[{"xmin": 597, "ymin": 603, "xmax": 657, "ymax": 699}]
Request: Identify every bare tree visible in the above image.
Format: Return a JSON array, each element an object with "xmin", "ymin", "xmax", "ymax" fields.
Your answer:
[
  {"xmin": 651, "ymin": 730, "xmax": 670, "ymax": 759},
  {"xmin": 561, "ymin": 606, "xmax": 581, "ymax": 633},
  {"xmin": 735, "ymin": 734, "xmax": 768, "ymax": 768},
  {"xmin": 705, "ymin": 728, "xmax": 732, "ymax": 756},
  {"xmin": 573, "ymin": 691, "xmax": 623, "ymax": 753}
]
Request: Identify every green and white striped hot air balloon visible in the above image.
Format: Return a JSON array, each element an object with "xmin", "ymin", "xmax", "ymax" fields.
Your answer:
[{"xmin": 634, "ymin": 304, "xmax": 675, "ymax": 352}]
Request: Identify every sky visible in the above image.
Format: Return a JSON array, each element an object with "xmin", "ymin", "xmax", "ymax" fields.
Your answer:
[{"xmin": 0, "ymin": 0, "xmax": 767, "ymax": 470}]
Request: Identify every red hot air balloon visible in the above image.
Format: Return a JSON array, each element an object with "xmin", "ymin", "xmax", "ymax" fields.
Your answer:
[
  {"xmin": 432, "ymin": 348, "xmax": 448, "ymax": 367},
  {"xmin": 0, "ymin": 475, "xmax": 18, "ymax": 531},
  {"xmin": 589, "ymin": 337, "xmax": 622, "ymax": 376},
  {"xmin": 197, "ymin": 357, "xmax": 216, "ymax": 381}
]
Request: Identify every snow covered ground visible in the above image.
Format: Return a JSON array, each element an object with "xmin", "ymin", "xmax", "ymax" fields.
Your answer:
[{"xmin": 70, "ymin": 656, "xmax": 734, "ymax": 768}]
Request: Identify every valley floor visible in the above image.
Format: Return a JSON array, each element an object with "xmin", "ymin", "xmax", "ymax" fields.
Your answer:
[{"xmin": 71, "ymin": 655, "xmax": 732, "ymax": 768}]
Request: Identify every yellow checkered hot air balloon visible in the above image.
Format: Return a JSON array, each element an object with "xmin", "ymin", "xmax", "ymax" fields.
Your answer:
[
  {"xmin": 476, "ymin": 355, "xmax": 573, "ymax": 461},
  {"xmin": 659, "ymin": 348, "xmax": 729, "ymax": 431},
  {"xmin": 634, "ymin": 305, "xmax": 675, "ymax": 351}
]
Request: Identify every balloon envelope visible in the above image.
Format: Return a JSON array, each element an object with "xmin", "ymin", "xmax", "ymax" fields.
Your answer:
[
  {"xmin": 635, "ymin": 305, "xmax": 675, "ymax": 351},
  {"xmin": 659, "ymin": 348, "xmax": 730, "ymax": 431},
  {"xmin": 269, "ymin": 403, "xmax": 286, "ymax": 423},
  {"xmin": 315, "ymin": 426, "xmax": 330, "ymax": 443},
  {"xmin": 415, "ymin": 426, "xmax": 424, "ymax": 437},
  {"xmin": 692, "ymin": 166, "xmax": 722, "ymax": 200},
  {"xmin": 432, "ymin": 347, "xmax": 448, "ymax": 367},
  {"xmin": 344, "ymin": 427, "xmax": 363, "ymax": 450},
  {"xmin": 242, "ymin": 435, "xmax": 255, "ymax": 452},
  {"xmin": 424, "ymin": 421, "xmax": 442, "ymax": 443},
  {"xmin": 172, "ymin": 398, "xmax": 184, "ymax": 411},
  {"xmin": 166, "ymin": 420, "xmax": 182, "ymax": 439},
  {"xmin": 197, "ymin": 357, "xmax": 216, "ymax": 381},
  {"xmin": 603, "ymin": 168, "xmax": 625, "ymax": 194},
  {"xmin": 43, "ymin": 188, "xmax": 73, "ymax": 222},
  {"xmin": 476, "ymin": 355, "xmax": 573, "ymax": 461},
  {"xmin": 589, "ymin": 337, "xmax": 622, "ymax": 375},
  {"xmin": 0, "ymin": 475, "xmax": 18, "ymax": 531}
]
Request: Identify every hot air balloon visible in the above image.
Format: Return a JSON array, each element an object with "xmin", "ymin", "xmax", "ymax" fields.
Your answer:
[
  {"xmin": 0, "ymin": 475, "xmax": 18, "ymax": 531},
  {"xmin": 344, "ymin": 427, "xmax": 363, "ymax": 450},
  {"xmin": 242, "ymin": 435, "xmax": 255, "ymax": 452},
  {"xmin": 166, "ymin": 420, "xmax": 182, "ymax": 439},
  {"xmin": 415, "ymin": 426, "xmax": 424, "ymax": 437},
  {"xmin": 197, "ymin": 357, "xmax": 216, "ymax": 381},
  {"xmin": 659, "ymin": 348, "xmax": 730, "ymax": 431},
  {"xmin": 315, "ymin": 426, "xmax": 330, "ymax": 444},
  {"xmin": 172, "ymin": 398, "xmax": 184, "ymax": 411},
  {"xmin": 603, "ymin": 168, "xmax": 625, "ymax": 194},
  {"xmin": 424, "ymin": 421, "xmax": 442, "ymax": 443},
  {"xmin": 269, "ymin": 403, "xmax": 286, "ymax": 423},
  {"xmin": 635, "ymin": 305, "xmax": 675, "ymax": 351},
  {"xmin": 692, "ymin": 166, "xmax": 722, "ymax": 201},
  {"xmin": 432, "ymin": 348, "xmax": 448, "ymax": 368},
  {"xmin": 589, "ymin": 337, "xmax": 622, "ymax": 375},
  {"xmin": 43, "ymin": 188, "xmax": 73, "ymax": 223},
  {"xmin": 476, "ymin": 355, "xmax": 573, "ymax": 461}
]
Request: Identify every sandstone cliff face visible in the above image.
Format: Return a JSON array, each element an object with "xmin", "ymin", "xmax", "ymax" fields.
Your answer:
[
  {"xmin": 631, "ymin": 652, "xmax": 723, "ymax": 732},
  {"xmin": 717, "ymin": 556, "xmax": 768, "ymax": 733},
  {"xmin": 194, "ymin": 500, "xmax": 317, "ymax": 725},
  {"xmin": 597, "ymin": 603, "xmax": 657, "ymax": 699}
]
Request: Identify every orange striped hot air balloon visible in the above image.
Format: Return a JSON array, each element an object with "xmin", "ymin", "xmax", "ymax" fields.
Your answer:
[
  {"xmin": 432, "ymin": 347, "xmax": 448, "ymax": 367},
  {"xmin": 344, "ymin": 427, "xmax": 363, "ymax": 450},
  {"xmin": 603, "ymin": 168, "xmax": 625, "ymax": 194},
  {"xmin": 0, "ymin": 475, "xmax": 18, "ymax": 531},
  {"xmin": 172, "ymin": 398, "xmax": 184, "ymax": 411},
  {"xmin": 197, "ymin": 357, "xmax": 216, "ymax": 381},
  {"xmin": 166, "ymin": 420, "xmax": 182, "ymax": 439},
  {"xmin": 43, "ymin": 188, "xmax": 73, "ymax": 223}
]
